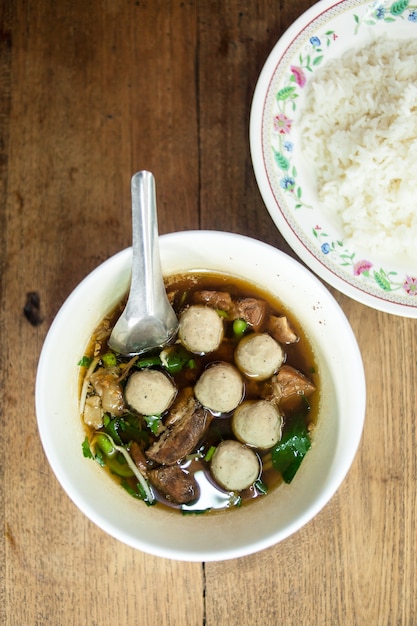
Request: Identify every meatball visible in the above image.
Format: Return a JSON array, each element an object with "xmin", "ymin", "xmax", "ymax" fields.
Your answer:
[
  {"xmin": 235, "ymin": 332, "xmax": 284, "ymax": 380},
  {"xmin": 124, "ymin": 369, "xmax": 176, "ymax": 415},
  {"xmin": 178, "ymin": 305, "xmax": 224, "ymax": 354},
  {"xmin": 210, "ymin": 440, "xmax": 260, "ymax": 492},
  {"xmin": 232, "ymin": 400, "xmax": 282, "ymax": 449},
  {"xmin": 194, "ymin": 362, "xmax": 243, "ymax": 413}
]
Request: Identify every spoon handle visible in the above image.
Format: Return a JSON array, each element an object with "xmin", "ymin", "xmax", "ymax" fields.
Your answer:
[{"xmin": 126, "ymin": 170, "xmax": 165, "ymax": 317}]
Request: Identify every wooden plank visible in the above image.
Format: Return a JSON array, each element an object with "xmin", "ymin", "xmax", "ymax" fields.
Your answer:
[
  {"xmin": 197, "ymin": 0, "xmax": 294, "ymax": 254},
  {"xmin": 1, "ymin": 1, "xmax": 203, "ymax": 624}
]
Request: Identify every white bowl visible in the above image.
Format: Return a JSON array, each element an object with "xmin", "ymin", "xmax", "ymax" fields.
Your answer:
[{"xmin": 36, "ymin": 230, "xmax": 365, "ymax": 561}]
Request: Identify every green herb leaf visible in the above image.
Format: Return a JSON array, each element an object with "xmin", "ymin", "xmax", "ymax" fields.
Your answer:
[
  {"xmin": 161, "ymin": 344, "xmax": 194, "ymax": 374},
  {"xmin": 81, "ymin": 436, "xmax": 93, "ymax": 459},
  {"xmin": 271, "ymin": 413, "xmax": 311, "ymax": 483},
  {"xmin": 143, "ymin": 414, "xmax": 161, "ymax": 435}
]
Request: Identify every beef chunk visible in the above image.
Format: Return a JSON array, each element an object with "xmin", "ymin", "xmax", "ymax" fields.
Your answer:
[
  {"xmin": 233, "ymin": 298, "xmax": 267, "ymax": 331},
  {"xmin": 268, "ymin": 315, "xmax": 299, "ymax": 344},
  {"xmin": 192, "ymin": 290, "xmax": 234, "ymax": 312},
  {"xmin": 148, "ymin": 465, "xmax": 199, "ymax": 504},
  {"xmin": 164, "ymin": 387, "xmax": 197, "ymax": 427},
  {"xmin": 146, "ymin": 406, "xmax": 211, "ymax": 465},
  {"xmin": 269, "ymin": 365, "xmax": 316, "ymax": 402}
]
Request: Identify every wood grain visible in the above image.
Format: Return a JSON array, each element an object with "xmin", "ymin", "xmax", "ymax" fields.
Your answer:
[{"xmin": 1, "ymin": 1, "xmax": 417, "ymax": 624}]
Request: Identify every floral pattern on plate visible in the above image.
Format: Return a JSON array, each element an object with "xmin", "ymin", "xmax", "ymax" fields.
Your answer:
[{"xmin": 312, "ymin": 226, "xmax": 417, "ymax": 296}]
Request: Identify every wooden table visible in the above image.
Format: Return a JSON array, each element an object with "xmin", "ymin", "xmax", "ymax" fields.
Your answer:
[{"xmin": 1, "ymin": 1, "xmax": 416, "ymax": 623}]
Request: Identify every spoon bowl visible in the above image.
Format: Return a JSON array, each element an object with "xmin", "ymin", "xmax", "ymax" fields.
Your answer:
[{"xmin": 108, "ymin": 171, "xmax": 178, "ymax": 356}]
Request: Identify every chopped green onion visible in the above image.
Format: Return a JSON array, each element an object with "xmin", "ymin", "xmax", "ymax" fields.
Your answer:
[
  {"xmin": 204, "ymin": 445, "xmax": 216, "ymax": 462},
  {"xmin": 229, "ymin": 493, "xmax": 242, "ymax": 507},
  {"xmin": 95, "ymin": 432, "xmax": 117, "ymax": 458},
  {"xmin": 94, "ymin": 448, "xmax": 106, "ymax": 467},
  {"xmin": 254, "ymin": 478, "xmax": 268, "ymax": 495},
  {"xmin": 101, "ymin": 352, "xmax": 117, "ymax": 367},
  {"xmin": 108, "ymin": 457, "xmax": 134, "ymax": 477},
  {"xmin": 96, "ymin": 433, "xmax": 155, "ymax": 503},
  {"xmin": 233, "ymin": 318, "xmax": 248, "ymax": 338},
  {"xmin": 181, "ymin": 508, "xmax": 210, "ymax": 516},
  {"xmin": 121, "ymin": 480, "xmax": 155, "ymax": 505},
  {"xmin": 102, "ymin": 418, "xmax": 123, "ymax": 446},
  {"xmin": 137, "ymin": 355, "xmax": 162, "ymax": 368},
  {"xmin": 121, "ymin": 480, "xmax": 141, "ymax": 499},
  {"xmin": 78, "ymin": 356, "xmax": 92, "ymax": 368}
]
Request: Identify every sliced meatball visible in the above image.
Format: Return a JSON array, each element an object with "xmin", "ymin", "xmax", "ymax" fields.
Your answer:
[
  {"xmin": 235, "ymin": 332, "xmax": 284, "ymax": 380},
  {"xmin": 232, "ymin": 298, "xmax": 267, "ymax": 331},
  {"xmin": 232, "ymin": 400, "xmax": 282, "ymax": 449},
  {"xmin": 194, "ymin": 362, "xmax": 243, "ymax": 413},
  {"xmin": 90, "ymin": 367, "xmax": 125, "ymax": 415},
  {"xmin": 178, "ymin": 305, "xmax": 224, "ymax": 354},
  {"xmin": 148, "ymin": 465, "xmax": 199, "ymax": 504},
  {"xmin": 124, "ymin": 369, "xmax": 176, "ymax": 416},
  {"xmin": 146, "ymin": 406, "xmax": 211, "ymax": 465},
  {"xmin": 210, "ymin": 440, "xmax": 260, "ymax": 492},
  {"xmin": 268, "ymin": 315, "xmax": 299, "ymax": 344}
]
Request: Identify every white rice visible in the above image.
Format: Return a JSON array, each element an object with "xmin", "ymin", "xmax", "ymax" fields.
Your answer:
[{"xmin": 297, "ymin": 37, "xmax": 417, "ymax": 259}]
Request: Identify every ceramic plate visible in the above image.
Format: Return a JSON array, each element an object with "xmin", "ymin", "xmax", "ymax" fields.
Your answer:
[{"xmin": 250, "ymin": 0, "xmax": 417, "ymax": 316}]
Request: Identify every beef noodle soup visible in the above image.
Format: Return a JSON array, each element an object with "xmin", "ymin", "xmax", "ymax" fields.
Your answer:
[{"xmin": 79, "ymin": 271, "xmax": 319, "ymax": 513}]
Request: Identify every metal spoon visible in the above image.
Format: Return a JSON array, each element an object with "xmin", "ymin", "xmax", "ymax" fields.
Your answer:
[{"xmin": 108, "ymin": 171, "xmax": 178, "ymax": 356}]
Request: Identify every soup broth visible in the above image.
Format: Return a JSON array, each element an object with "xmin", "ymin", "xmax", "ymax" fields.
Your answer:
[{"xmin": 80, "ymin": 271, "xmax": 319, "ymax": 514}]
